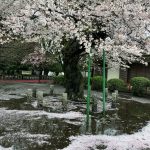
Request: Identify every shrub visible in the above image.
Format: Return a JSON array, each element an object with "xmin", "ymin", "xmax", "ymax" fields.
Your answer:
[
  {"xmin": 91, "ymin": 76, "xmax": 104, "ymax": 91},
  {"xmin": 131, "ymin": 77, "xmax": 150, "ymax": 96},
  {"xmin": 48, "ymin": 63, "xmax": 62, "ymax": 76},
  {"xmin": 107, "ymin": 78, "xmax": 126, "ymax": 92},
  {"xmin": 53, "ymin": 75, "xmax": 65, "ymax": 85}
]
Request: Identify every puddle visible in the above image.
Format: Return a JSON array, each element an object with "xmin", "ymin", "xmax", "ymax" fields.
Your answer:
[
  {"xmin": 87, "ymin": 100, "xmax": 150, "ymax": 136},
  {"xmin": 0, "ymin": 95, "xmax": 150, "ymax": 149},
  {"xmin": 0, "ymin": 117, "xmax": 81, "ymax": 150},
  {"xmin": 117, "ymin": 100, "xmax": 150, "ymax": 134}
]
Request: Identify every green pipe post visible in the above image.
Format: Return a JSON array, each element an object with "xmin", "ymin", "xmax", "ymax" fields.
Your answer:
[
  {"xmin": 86, "ymin": 54, "xmax": 91, "ymax": 121},
  {"xmin": 102, "ymin": 49, "xmax": 106, "ymax": 115}
]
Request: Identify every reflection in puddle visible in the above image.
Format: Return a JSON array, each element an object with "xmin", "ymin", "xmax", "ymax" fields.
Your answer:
[{"xmin": 0, "ymin": 96, "xmax": 150, "ymax": 149}]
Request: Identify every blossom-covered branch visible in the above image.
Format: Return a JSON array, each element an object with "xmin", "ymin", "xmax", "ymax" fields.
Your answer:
[{"xmin": 0, "ymin": 0, "xmax": 149, "ymax": 66}]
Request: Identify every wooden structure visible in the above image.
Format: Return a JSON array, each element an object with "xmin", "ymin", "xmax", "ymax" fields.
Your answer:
[{"xmin": 120, "ymin": 63, "xmax": 150, "ymax": 83}]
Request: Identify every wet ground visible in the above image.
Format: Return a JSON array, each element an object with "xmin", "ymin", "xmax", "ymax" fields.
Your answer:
[{"xmin": 0, "ymin": 83, "xmax": 150, "ymax": 150}]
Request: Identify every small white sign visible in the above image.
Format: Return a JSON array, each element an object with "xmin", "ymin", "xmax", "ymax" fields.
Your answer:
[{"xmin": 22, "ymin": 71, "xmax": 32, "ymax": 75}]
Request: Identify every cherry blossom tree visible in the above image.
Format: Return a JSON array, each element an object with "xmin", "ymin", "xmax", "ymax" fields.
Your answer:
[
  {"xmin": 21, "ymin": 49, "xmax": 46, "ymax": 68},
  {"xmin": 0, "ymin": 0, "xmax": 150, "ymax": 99}
]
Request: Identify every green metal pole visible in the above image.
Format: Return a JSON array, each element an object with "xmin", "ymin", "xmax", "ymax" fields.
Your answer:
[
  {"xmin": 102, "ymin": 49, "xmax": 106, "ymax": 115},
  {"xmin": 86, "ymin": 54, "xmax": 91, "ymax": 121}
]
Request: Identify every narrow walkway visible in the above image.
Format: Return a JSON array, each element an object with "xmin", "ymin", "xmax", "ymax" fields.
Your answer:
[{"xmin": 0, "ymin": 82, "xmax": 149, "ymax": 103}]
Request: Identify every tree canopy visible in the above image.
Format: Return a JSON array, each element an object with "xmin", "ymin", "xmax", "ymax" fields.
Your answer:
[
  {"xmin": 0, "ymin": 0, "xmax": 149, "ymax": 66},
  {"xmin": 0, "ymin": 41, "xmax": 35, "ymax": 73},
  {"xmin": 0, "ymin": 0, "xmax": 150, "ymax": 98}
]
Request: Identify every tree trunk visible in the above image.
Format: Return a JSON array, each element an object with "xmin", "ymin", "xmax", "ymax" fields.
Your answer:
[{"xmin": 62, "ymin": 39, "xmax": 84, "ymax": 100}]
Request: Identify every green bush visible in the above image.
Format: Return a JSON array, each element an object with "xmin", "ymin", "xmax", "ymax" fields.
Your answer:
[
  {"xmin": 131, "ymin": 77, "xmax": 150, "ymax": 96},
  {"xmin": 53, "ymin": 75, "xmax": 65, "ymax": 85},
  {"xmin": 91, "ymin": 76, "xmax": 104, "ymax": 91},
  {"xmin": 107, "ymin": 78, "xmax": 126, "ymax": 92},
  {"xmin": 48, "ymin": 63, "xmax": 63, "ymax": 76}
]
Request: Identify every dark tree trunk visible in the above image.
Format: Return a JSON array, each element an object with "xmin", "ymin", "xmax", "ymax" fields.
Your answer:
[
  {"xmin": 61, "ymin": 31, "xmax": 108, "ymax": 100},
  {"xmin": 62, "ymin": 39, "xmax": 84, "ymax": 100}
]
